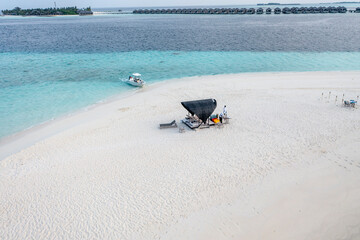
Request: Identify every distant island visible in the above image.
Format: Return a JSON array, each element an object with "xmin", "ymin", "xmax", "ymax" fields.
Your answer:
[
  {"xmin": 257, "ymin": 3, "xmax": 301, "ymax": 5},
  {"xmin": 1, "ymin": 6, "xmax": 93, "ymax": 16}
]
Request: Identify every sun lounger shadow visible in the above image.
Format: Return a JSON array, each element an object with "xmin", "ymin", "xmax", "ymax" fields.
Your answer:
[{"xmin": 159, "ymin": 120, "xmax": 177, "ymax": 129}]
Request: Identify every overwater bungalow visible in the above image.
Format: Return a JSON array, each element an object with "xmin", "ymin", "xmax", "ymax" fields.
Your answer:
[
  {"xmin": 132, "ymin": 5, "xmax": 354, "ymax": 15},
  {"xmin": 298, "ymin": 7, "xmax": 305, "ymax": 14},
  {"xmin": 291, "ymin": 7, "xmax": 299, "ymax": 14},
  {"xmin": 247, "ymin": 8, "xmax": 255, "ymax": 14},
  {"xmin": 224, "ymin": 8, "xmax": 230, "ymax": 14},
  {"xmin": 306, "ymin": 7, "xmax": 313, "ymax": 14},
  {"xmin": 307, "ymin": 7, "xmax": 315, "ymax": 14},
  {"xmin": 337, "ymin": 6, "xmax": 347, "ymax": 13},
  {"xmin": 282, "ymin": 7, "xmax": 291, "ymax": 14},
  {"xmin": 256, "ymin": 8, "xmax": 264, "ymax": 14},
  {"xmin": 328, "ymin": 7, "xmax": 337, "ymax": 13}
]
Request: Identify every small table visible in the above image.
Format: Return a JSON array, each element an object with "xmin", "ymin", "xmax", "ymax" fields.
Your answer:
[{"xmin": 223, "ymin": 116, "xmax": 231, "ymax": 124}]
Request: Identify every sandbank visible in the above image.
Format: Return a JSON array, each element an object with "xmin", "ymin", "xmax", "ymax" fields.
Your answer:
[{"xmin": 1, "ymin": 71, "xmax": 360, "ymax": 239}]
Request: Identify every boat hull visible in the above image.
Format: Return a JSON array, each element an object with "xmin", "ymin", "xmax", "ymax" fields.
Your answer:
[{"xmin": 125, "ymin": 80, "xmax": 145, "ymax": 87}]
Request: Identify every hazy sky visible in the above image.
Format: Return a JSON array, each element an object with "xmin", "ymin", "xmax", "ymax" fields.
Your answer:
[{"xmin": 1, "ymin": 0, "xmax": 339, "ymax": 10}]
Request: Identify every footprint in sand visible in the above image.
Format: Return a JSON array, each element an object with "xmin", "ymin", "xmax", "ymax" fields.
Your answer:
[{"xmin": 118, "ymin": 107, "xmax": 130, "ymax": 112}]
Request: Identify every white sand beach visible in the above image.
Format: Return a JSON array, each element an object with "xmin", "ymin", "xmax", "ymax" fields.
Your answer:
[{"xmin": 1, "ymin": 71, "xmax": 360, "ymax": 239}]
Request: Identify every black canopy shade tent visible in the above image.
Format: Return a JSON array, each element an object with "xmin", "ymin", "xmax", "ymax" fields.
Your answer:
[{"xmin": 181, "ymin": 99, "xmax": 217, "ymax": 123}]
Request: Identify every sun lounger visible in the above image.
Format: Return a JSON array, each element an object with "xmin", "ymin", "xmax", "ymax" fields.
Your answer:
[
  {"xmin": 159, "ymin": 120, "xmax": 177, "ymax": 129},
  {"xmin": 182, "ymin": 117, "xmax": 202, "ymax": 129},
  {"xmin": 344, "ymin": 100, "xmax": 357, "ymax": 108}
]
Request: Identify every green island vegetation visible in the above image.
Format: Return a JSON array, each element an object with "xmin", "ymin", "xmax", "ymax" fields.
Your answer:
[{"xmin": 1, "ymin": 6, "xmax": 93, "ymax": 16}]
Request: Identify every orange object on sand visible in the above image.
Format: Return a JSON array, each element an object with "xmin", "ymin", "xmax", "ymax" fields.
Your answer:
[{"xmin": 212, "ymin": 118, "xmax": 220, "ymax": 123}]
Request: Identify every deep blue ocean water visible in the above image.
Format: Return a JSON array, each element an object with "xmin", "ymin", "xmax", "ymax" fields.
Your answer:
[{"xmin": 1, "ymin": 13, "xmax": 360, "ymax": 138}]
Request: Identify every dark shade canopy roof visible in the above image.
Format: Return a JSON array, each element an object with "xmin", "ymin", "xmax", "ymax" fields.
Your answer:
[{"xmin": 181, "ymin": 99, "xmax": 217, "ymax": 123}]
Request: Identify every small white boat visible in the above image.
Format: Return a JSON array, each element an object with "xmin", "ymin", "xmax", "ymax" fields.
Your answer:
[{"xmin": 125, "ymin": 73, "xmax": 146, "ymax": 87}]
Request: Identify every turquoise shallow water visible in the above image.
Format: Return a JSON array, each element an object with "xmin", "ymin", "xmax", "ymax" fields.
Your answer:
[{"xmin": 1, "ymin": 51, "xmax": 360, "ymax": 138}]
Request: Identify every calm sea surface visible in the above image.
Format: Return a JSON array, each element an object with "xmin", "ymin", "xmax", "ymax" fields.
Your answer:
[{"xmin": 1, "ymin": 13, "xmax": 360, "ymax": 138}]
